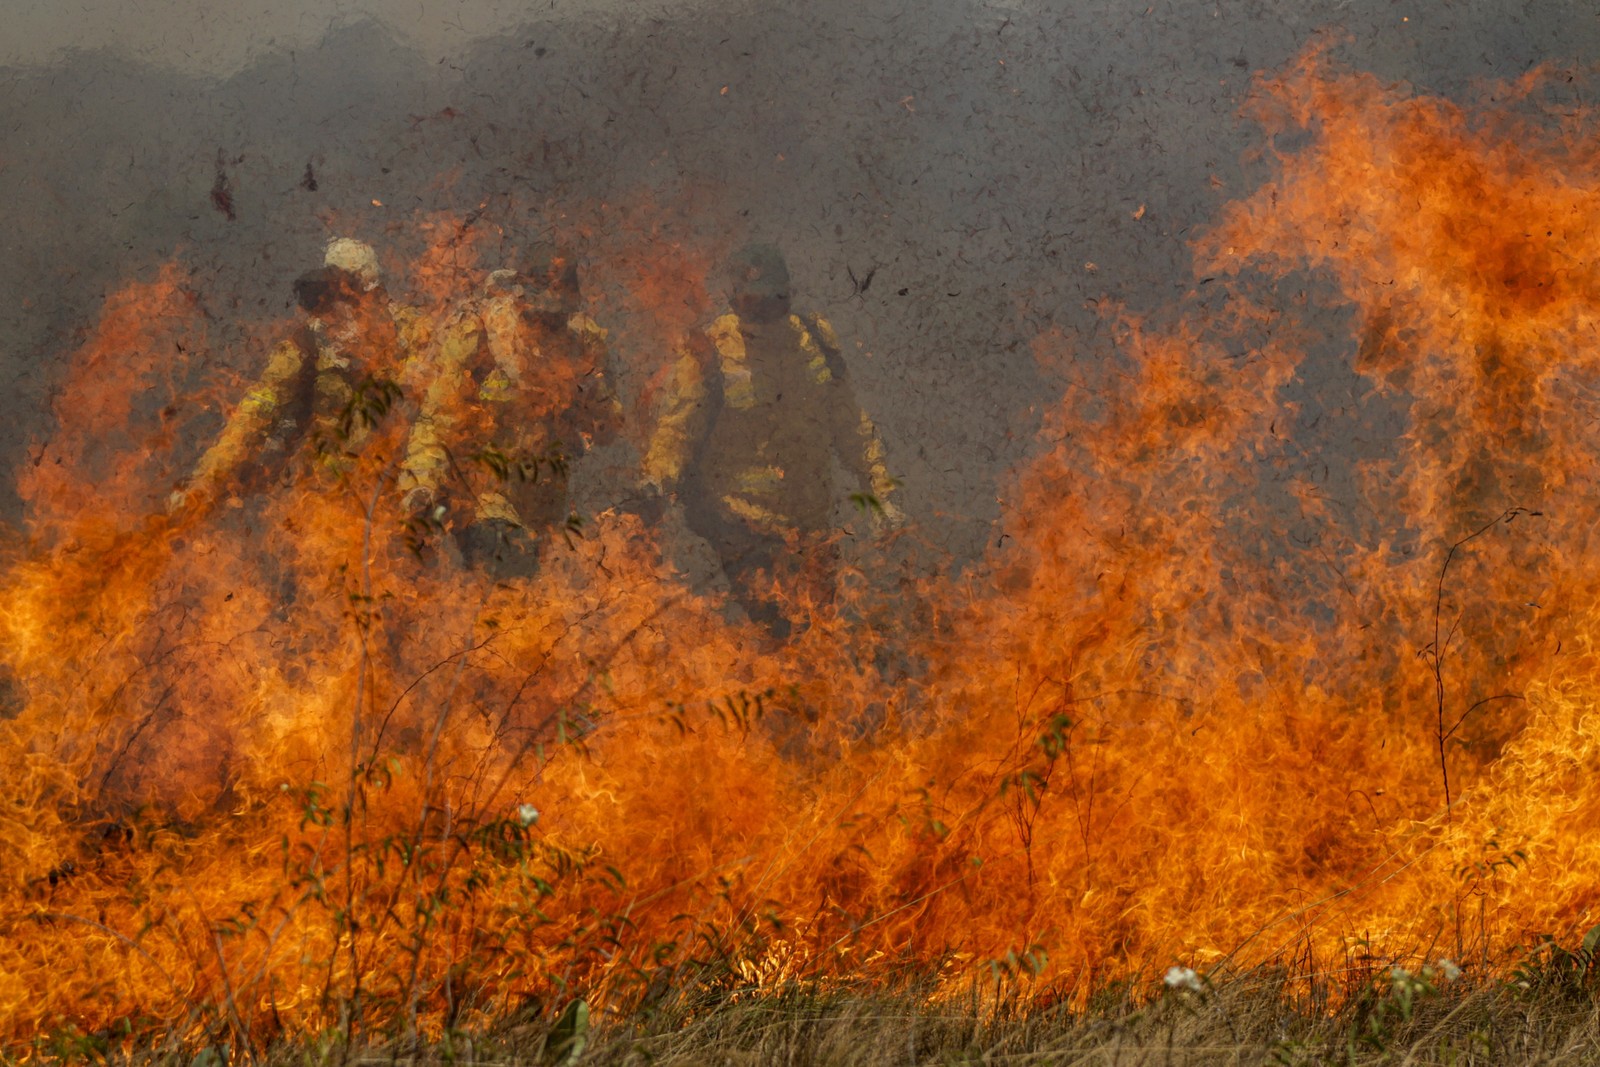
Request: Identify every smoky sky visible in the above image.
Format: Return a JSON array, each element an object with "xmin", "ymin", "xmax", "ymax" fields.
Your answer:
[{"xmin": 1, "ymin": 0, "xmax": 1592, "ymax": 560}]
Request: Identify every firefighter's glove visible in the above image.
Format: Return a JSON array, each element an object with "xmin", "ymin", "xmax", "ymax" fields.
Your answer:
[{"xmin": 401, "ymin": 485, "xmax": 445, "ymax": 523}]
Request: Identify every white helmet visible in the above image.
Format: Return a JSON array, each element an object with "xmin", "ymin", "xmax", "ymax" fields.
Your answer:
[{"xmin": 323, "ymin": 237, "xmax": 382, "ymax": 291}]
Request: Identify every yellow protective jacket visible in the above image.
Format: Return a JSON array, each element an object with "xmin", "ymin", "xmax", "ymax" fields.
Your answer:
[
  {"xmin": 397, "ymin": 296, "xmax": 619, "ymax": 529},
  {"xmin": 643, "ymin": 311, "xmax": 894, "ymax": 535},
  {"xmin": 184, "ymin": 300, "xmax": 427, "ymax": 500}
]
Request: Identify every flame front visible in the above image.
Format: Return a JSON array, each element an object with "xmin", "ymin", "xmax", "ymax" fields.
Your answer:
[{"xmin": 5, "ymin": 51, "xmax": 1600, "ymax": 1046}]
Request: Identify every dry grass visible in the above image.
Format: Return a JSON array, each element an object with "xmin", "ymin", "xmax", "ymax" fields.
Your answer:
[
  {"xmin": 544, "ymin": 980, "xmax": 1599, "ymax": 1067},
  {"xmin": 26, "ymin": 963, "xmax": 1600, "ymax": 1067}
]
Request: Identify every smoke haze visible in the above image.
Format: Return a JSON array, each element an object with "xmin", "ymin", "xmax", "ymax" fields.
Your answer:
[{"xmin": 2, "ymin": 0, "xmax": 1592, "ymax": 556}]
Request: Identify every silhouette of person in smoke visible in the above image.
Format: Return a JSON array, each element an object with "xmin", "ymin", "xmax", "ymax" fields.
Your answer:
[
  {"xmin": 641, "ymin": 243, "xmax": 902, "ymax": 636},
  {"xmin": 170, "ymin": 237, "xmax": 420, "ymax": 514},
  {"xmin": 397, "ymin": 243, "xmax": 621, "ymax": 577}
]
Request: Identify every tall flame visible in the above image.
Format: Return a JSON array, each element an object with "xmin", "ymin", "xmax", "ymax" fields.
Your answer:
[{"xmin": 3, "ymin": 47, "xmax": 1600, "ymax": 1047}]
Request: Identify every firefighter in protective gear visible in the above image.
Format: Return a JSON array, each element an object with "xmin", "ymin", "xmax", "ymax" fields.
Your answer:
[
  {"xmin": 170, "ymin": 237, "xmax": 421, "ymax": 513},
  {"xmin": 397, "ymin": 244, "xmax": 621, "ymax": 576},
  {"xmin": 641, "ymin": 243, "xmax": 901, "ymax": 632}
]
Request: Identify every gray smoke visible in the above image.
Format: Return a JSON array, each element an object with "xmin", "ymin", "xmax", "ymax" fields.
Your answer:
[{"xmin": 1, "ymin": 0, "xmax": 1589, "ymax": 562}]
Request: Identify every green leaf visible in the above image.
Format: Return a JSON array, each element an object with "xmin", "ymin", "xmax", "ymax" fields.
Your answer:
[
  {"xmin": 544, "ymin": 998, "xmax": 590, "ymax": 1066},
  {"xmin": 1580, "ymin": 922, "xmax": 1600, "ymax": 964},
  {"xmin": 849, "ymin": 491, "xmax": 886, "ymax": 516}
]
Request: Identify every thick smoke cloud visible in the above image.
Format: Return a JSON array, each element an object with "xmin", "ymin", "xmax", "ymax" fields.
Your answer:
[{"xmin": 1, "ymin": 1, "xmax": 1592, "ymax": 559}]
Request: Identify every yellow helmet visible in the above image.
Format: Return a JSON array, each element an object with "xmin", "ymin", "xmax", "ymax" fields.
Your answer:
[{"xmin": 323, "ymin": 237, "xmax": 382, "ymax": 291}]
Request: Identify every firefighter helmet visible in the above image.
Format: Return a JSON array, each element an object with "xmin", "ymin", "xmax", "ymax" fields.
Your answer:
[
  {"xmin": 323, "ymin": 237, "xmax": 382, "ymax": 291},
  {"xmin": 727, "ymin": 243, "xmax": 791, "ymax": 322}
]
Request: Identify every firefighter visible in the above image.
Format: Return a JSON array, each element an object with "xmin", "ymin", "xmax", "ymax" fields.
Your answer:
[
  {"xmin": 641, "ymin": 243, "xmax": 901, "ymax": 634},
  {"xmin": 169, "ymin": 237, "xmax": 417, "ymax": 513},
  {"xmin": 397, "ymin": 244, "xmax": 621, "ymax": 577}
]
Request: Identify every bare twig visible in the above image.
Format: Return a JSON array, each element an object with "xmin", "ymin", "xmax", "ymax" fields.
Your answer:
[{"xmin": 1422, "ymin": 507, "xmax": 1527, "ymax": 813}]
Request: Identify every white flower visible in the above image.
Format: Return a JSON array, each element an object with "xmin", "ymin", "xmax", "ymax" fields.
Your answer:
[
  {"xmin": 1436, "ymin": 958, "xmax": 1461, "ymax": 982},
  {"xmin": 517, "ymin": 804, "xmax": 540, "ymax": 827},
  {"xmin": 1163, "ymin": 965, "xmax": 1202, "ymax": 992}
]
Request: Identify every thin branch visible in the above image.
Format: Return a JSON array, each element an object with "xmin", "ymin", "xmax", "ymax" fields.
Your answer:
[
  {"xmin": 1443, "ymin": 693, "xmax": 1525, "ymax": 744},
  {"xmin": 1429, "ymin": 507, "xmax": 1525, "ymax": 812}
]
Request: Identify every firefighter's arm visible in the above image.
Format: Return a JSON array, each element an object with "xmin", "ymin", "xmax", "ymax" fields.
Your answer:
[
  {"xmin": 480, "ymin": 296, "xmax": 521, "ymax": 380},
  {"xmin": 391, "ymin": 303, "xmax": 435, "ymax": 387},
  {"xmin": 397, "ymin": 313, "xmax": 481, "ymax": 512},
  {"xmin": 170, "ymin": 338, "xmax": 305, "ymax": 511},
  {"xmin": 640, "ymin": 340, "xmax": 710, "ymax": 494},
  {"xmin": 806, "ymin": 315, "xmax": 903, "ymax": 529},
  {"xmin": 854, "ymin": 408, "xmax": 904, "ymax": 530}
]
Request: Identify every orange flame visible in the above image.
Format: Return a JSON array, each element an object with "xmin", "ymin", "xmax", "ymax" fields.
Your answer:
[{"xmin": 5, "ymin": 50, "xmax": 1600, "ymax": 1049}]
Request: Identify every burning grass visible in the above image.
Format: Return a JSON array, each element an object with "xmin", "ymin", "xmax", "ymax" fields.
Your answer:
[{"xmin": 7, "ymin": 45, "xmax": 1600, "ymax": 1057}]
